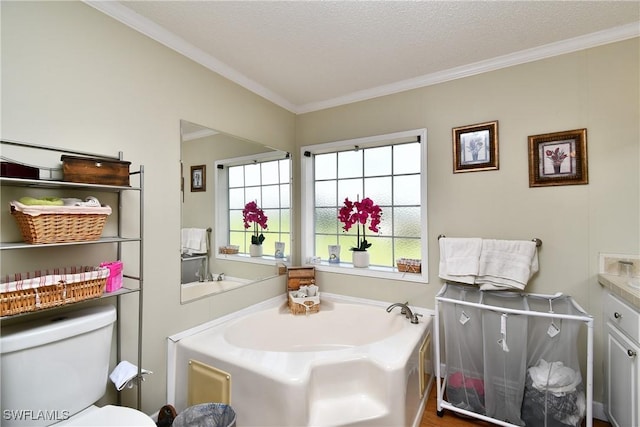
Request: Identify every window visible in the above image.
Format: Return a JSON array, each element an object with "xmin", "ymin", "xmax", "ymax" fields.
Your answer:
[
  {"xmin": 301, "ymin": 129, "xmax": 428, "ymax": 282},
  {"xmin": 215, "ymin": 153, "xmax": 290, "ymax": 261}
]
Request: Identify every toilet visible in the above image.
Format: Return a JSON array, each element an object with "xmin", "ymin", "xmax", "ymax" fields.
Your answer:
[{"xmin": 0, "ymin": 305, "xmax": 155, "ymax": 427}]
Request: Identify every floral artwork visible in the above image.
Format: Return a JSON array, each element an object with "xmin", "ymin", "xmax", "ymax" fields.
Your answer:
[
  {"xmin": 543, "ymin": 143, "xmax": 571, "ymax": 175},
  {"xmin": 528, "ymin": 129, "xmax": 588, "ymax": 187},
  {"xmin": 338, "ymin": 197, "xmax": 382, "ymax": 251},
  {"xmin": 453, "ymin": 121, "xmax": 499, "ymax": 173},
  {"xmin": 462, "ymin": 131, "xmax": 487, "ymax": 163},
  {"xmin": 242, "ymin": 201, "xmax": 268, "ymax": 245}
]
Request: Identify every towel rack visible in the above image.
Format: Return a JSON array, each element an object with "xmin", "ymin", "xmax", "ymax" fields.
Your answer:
[{"xmin": 437, "ymin": 234, "xmax": 542, "ymax": 248}]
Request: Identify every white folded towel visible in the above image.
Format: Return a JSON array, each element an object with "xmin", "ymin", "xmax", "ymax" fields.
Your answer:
[
  {"xmin": 438, "ymin": 237, "xmax": 482, "ymax": 284},
  {"xmin": 61, "ymin": 196, "xmax": 101, "ymax": 207},
  {"xmin": 109, "ymin": 361, "xmax": 152, "ymax": 391},
  {"xmin": 181, "ymin": 228, "xmax": 208, "ymax": 255},
  {"xmin": 476, "ymin": 239, "xmax": 538, "ymax": 291},
  {"xmin": 10, "ymin": 200, "xmax": 112, "ymax": 216}
]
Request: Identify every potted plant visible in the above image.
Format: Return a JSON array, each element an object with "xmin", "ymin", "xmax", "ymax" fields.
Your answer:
[
  {"xmin": 242, "ymin": 201, "xmax": 268, "ymax": 257},
  {"xmin": 338, "ymin": 196, "xmax": 382, "ymax": 268}
]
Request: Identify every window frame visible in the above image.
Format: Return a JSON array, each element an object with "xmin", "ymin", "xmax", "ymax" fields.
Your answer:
[
  {"xmin": 300, "ymin": 129, "xmax": 429, "ymax": 283},
  {"xmin": 214, "ymin": 151, "xmax": 291, "ymax": 266}
]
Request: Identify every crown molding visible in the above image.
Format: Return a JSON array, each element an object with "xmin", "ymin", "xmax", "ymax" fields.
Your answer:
[
  {"xmin": 296, "ymin": 22, "xmax": 640, "ymax": 114},
  {"xmin": 182, "ymin": 128, "xmax": 219, "ymax": 142},
  {"xmin": 85, "ymin": 2, "xmax": 638, "ymax": 115},
  {"xmin": 84, "ymin": 1, "xmax": 298, "ymax": 113}
]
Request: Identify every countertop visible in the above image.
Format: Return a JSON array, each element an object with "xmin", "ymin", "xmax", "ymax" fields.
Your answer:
[{"xmin": 598, "ymin": 273, "xmax": 640, "ymax": 310}]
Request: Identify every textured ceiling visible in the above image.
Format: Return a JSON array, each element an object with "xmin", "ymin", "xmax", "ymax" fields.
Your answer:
[{"xmin": 93, "ymin": 1, "xmax": 639, "ymax": 113}]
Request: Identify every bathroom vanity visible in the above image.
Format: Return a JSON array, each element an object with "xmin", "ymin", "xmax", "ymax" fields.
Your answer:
[{"xmin": 599, "ymin": 273, "xmax": 640, "ymax": 427}]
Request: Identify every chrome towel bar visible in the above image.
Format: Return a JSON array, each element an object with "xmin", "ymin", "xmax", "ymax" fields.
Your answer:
[{"xmin": 437, "ymin": 234, "xmax": 542, "ymax": 248}]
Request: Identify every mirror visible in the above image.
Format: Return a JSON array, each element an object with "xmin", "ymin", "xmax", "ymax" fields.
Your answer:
[{"xmin": 180, "ymin": 120, "xmax": 291, "ymax": 303}]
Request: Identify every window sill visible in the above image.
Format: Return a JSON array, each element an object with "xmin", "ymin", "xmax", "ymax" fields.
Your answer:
[
  {"xmin": 216, "ymin": 252, "xmax": 290, "ymax": 266},
  {"xmin": 309, "ymin": 261, "xmax": 427, "ymax": 283}
]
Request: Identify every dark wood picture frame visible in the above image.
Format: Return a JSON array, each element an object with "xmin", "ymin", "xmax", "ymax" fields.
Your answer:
[
  {"xmin": 453, "ymin": 121, "xmax": 499, "ymax": 173},
  {"xmin": 190, "ymin": 165, "xmax": 206, "ymax": 192},
  {"xmin": 528, "ymin": 128, "xmax": 588, "ymax": 187}
]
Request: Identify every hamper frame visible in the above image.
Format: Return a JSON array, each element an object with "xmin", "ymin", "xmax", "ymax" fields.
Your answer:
[{"xmin": 434, "ymin": 283, "xmax": 594, "ymax": 427}]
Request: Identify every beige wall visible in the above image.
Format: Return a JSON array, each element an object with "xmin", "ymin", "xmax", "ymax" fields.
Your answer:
[
  {"xmin": 295, "ymin": 37, "xmax": 640, "ymax": 405},
  {"xmin": 2, "ymin": 0, "xmax": 638, "ymax": 414},
  {"xmin": 1, "ymin": 2, "xmax": 294, "ymax": 413}
]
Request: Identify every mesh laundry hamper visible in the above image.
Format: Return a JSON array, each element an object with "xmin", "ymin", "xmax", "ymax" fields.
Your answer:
[
  {"xmin": 482, "ymin": 292, "xmax": 529, "ymax": 426},
  {"xmin": 173, "ymin": 403, "xmax": 236, "ymax": 427},
  {"xmin": 522, "ymin": 296, "xmax": 586, "ymax": 427},
  {"xmin": 442, "ymin": 284, "xmax": 486, "ymax": 415}
]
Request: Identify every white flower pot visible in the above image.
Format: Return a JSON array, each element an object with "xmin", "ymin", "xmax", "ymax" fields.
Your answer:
[
  {"xmin": 250, "ymin": 244, "xmax": 263, "ymax": 257},
  {"xmin": 352, "ymin": 250, "xmax": 370, "ymax": 268}
]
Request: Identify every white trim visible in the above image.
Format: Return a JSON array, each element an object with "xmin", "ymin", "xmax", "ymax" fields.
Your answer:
[
  {"xmin": 592, "ymin": 401, "xmax": 609, "ymax": 422},
  {"xmin": 83, "ymin": 2, "xmax": 639, "ymax": 114},
  {"xmin": 300, "ymin": 128, "xmax": 428, "ymax": 283},
  {"xmin": 296, "ymin": 22, "xmax": 640, "ymax": 114},
  {"xmin": 216, "ymin": 150, "xmax": 288, "ymax": 168},
  {"xmin": 181, "ymin": 128, "xmax": 218, "ymax": 142},
  {"xmin": 214, "ymin": 154, "xmax": 292, "ymax": 264},
  {"xmin": 84, "ymin": 0, "xmax": 297, "ymax": 113},
  {"xmin": 310, "ymin": 262, "xmax": 427, "ymax": 283}
]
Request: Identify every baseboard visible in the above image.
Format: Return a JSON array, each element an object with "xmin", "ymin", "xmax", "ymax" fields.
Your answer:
[{"xmin": 592, "ymin": 401, "xmax": 608, "ymax": 422}]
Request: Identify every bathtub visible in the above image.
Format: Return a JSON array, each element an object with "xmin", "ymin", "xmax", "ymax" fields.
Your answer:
[{"xmin": 167, "ymin": 293, "xmax": 433, "ymax": 427}]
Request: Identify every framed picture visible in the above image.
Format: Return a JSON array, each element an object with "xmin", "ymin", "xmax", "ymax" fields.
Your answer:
[
  {"xmin": 453, "ymin": 121, "xmax": 499, "ymax": 173},
  {"xmin": 190, "ymin": 165, "xmax": 206, "ymax": 192},
  {"xmin": 528, "ymin": 128, "xmax": 588, "ymax": 187}
]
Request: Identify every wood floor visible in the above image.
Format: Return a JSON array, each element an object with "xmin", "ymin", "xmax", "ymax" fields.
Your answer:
[{"xmin": 419, "ymin": 384, "xmax": 611, "ymax": 427}]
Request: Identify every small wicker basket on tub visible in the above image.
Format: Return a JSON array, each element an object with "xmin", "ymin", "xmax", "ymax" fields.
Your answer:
[
  {"xmin": 10, "ymin": 201, "xmax": 112, "ymax": 244},
  {"xmin": 287, "ymin": 266, "xmax": 319, "ymax": 315},
  {"xmin": 0, "ymin": 266, "xmax": 109, "ymax": 317}
]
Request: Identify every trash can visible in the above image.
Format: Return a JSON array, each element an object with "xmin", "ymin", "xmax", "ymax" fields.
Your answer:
[{"xmin": 173, "ymin": 403, "xmax": 236, "ymax": 427}]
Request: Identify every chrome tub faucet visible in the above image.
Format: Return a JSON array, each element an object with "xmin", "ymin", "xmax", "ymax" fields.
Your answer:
[{"xmin": 386, "ymin": 302, "xmax": 422, "ymax": 324}]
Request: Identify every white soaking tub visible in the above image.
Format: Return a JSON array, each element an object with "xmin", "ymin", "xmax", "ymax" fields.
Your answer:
[{"xmin": 167, "ymin": 293, "xmax": 433, "ymax": 427}]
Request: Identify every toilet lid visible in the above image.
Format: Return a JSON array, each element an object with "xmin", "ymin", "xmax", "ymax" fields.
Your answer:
[{"xmin": 56, "ymin": 405, "xmax": 156, "ymax": 426}]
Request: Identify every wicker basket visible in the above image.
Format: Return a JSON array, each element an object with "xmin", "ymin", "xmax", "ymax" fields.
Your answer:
[
  {"xmin": 397, "ymin": 258, "xmax": 422, "ymax": 273},
  {"xmin": 288, "ymin": 292, "xmax": 320, "ymax": 315},
  {"xmin": 287, "ymin": 267, "xmax": 319, "ymax": 315},
  {"xmin": 10, "ymin": 202, "xmax": 111, "ymax": 244},
  {"xmin": 0, "ymin": 266, "xmax": 108, "ymax": 316},
  {"xmin": 219, "ymin": 246, "xmax": 239, "ymax": 255}
]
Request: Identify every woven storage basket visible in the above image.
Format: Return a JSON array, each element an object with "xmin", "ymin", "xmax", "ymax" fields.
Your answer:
[
  {"xmin": 10, "ymin": 201, "xmax": 111, "ymax": 244},
  {"xmin": 288, "ymin": 292, "xmax": 320, "ymax": 315},
  {"xmin": 397, "ymin": 258, "xmax": 421, "ymax": 273},
  {"xmin": 219, "ymin": 246, "xmax": 239, "ymax": 255},
  {"xmin": 287, "ymin": 267, "xmax": 319, "ymax": 315},
  {"xmin": 0, "ymin": 266, "xmax": 108, "ymax": 316}
]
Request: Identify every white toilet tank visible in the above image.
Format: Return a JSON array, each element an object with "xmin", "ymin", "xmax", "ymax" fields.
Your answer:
[{"xmin": 1, "ymin": 305, "xmax": 117, "ymax": 427}]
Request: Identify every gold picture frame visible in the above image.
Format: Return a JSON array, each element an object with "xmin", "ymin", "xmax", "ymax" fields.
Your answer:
[
  {"xmin": 190, "ymin": 165, "xmax": 206, "ymax": 192},
  {"xmin": 453, "ymin": 121, "xmax": 499, "ymax": 173},
  {"xmin": 528, "ymin": 128, "xmax": 588, "ymax": 187}
]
